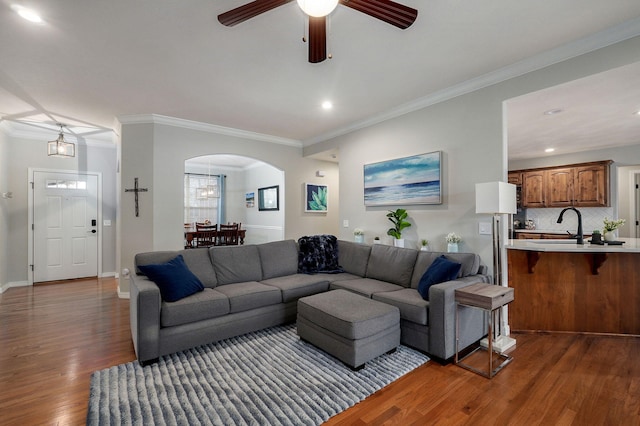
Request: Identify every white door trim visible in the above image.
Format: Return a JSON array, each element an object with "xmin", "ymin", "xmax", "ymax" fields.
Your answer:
[{"xmin": 28, "ymin": 168, "xmax": 103, "ymax": 285}]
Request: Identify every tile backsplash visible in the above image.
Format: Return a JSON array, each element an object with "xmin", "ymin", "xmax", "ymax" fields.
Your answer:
[{"xmin": 524, "ymin": 207, "xmax": 614, "ymax": 233}]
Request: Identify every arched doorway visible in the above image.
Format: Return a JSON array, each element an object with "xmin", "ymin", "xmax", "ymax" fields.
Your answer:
[{"xmin": 184, "ymin": 154, "xmax": 285, "ymax": 245}]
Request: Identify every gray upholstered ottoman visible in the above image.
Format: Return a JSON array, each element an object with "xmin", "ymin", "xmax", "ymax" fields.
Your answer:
[{"xmin": 297, "ymin": 289, "xmax": 401, "ymax": 370}]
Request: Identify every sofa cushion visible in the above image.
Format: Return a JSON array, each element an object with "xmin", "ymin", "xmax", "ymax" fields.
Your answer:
[
  {"xmin": 135, "ymin": 249, "xmax": 217, "ymax": 288},
  {"xmin": 336, "ymin": 240, "xmax": 371, "ymax": 277},
  {"xmin": 330, "ymin": 278, "xmax": 404, "ymax": 298},
  {"xmin": 417, "ymin": 255, "xmax": 462, "ymax": 300},
  {"xmin": 365, "ymin": 244, "xmax": 418, "ymax": 287},
  {"xmin": 297, "ymin": 235, "xmax": 344, "ymax": 274},
  {"xmin": 261, "ymin": 274, "xmax": 330, "ymax": 303},
  {"xmin": 161, "ymin": 288, "xmax": 230, "ymax": 327},
  {"xmin": 258, "ymin": 240, "xmax": 299, "ymax": 279},
  {"xmin": 372, "ymin": 288, "xmax": 429, "ymax": 325},
  {"xmin": 314, "ymin": 272, "xmax": 362, "ymax": 283},
  {"xmin": 214, "ymin": 281, "xmax": 282, "ymax": 313},
  {"xmin": 410, "ymin": 251, "xmax": 481, "ymax": 289},
  {"xmin": 211, "ymin": 245, "xmax": 263, "ymax": 285},
  {"xmin": 137, "ymin": 255, "xmax": 204, "ymax": 302}
]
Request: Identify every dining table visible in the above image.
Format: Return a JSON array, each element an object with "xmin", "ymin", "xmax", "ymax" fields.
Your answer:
[{"xmin": 184, "ymin": 226, "xmax": 246, "ymax": 248}]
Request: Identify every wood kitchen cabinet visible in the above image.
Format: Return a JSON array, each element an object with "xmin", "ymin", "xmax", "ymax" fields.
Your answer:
[
  {"xmin": 507, "ymin": 171, "xmax": 522, "ymax": 185},
  {"xmin": 574, "ymin": 164, "xmax": 609, "ymax": 206},
  {"xmin": 521, "ymin": 170, "xmax": 546, "ymax": 208},
  {"xmin": 515, "ymin": 160, "xmax": 611, "ymax": 208}
]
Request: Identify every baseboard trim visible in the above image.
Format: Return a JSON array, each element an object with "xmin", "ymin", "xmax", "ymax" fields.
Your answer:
[{"xmin": 0, "ymin": 281, "xmax": 31, "ymax": 293}]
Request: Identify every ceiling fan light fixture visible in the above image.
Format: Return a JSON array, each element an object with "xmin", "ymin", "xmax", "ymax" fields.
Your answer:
[{"xmin": 296, "ymin": 0, "xmax": 338, "ymax": 17}]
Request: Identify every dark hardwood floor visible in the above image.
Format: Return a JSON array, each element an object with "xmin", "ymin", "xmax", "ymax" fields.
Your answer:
[{"xmin": 1, "ymin": 278, "xmax": 639, "ymax": 425}]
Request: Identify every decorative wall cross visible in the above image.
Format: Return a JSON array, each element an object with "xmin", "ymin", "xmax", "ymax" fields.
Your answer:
[{"xmin": 124, "ymin": 177, "xmax": 148, "ymax": 217}]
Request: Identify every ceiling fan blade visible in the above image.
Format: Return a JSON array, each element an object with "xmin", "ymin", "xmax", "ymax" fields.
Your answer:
[
  {"xmin": 340, "ymin": 0, "xmax": 417, "ymax": 29},
  {"xmin": 218, "ymin": 0, "xmax": 293, "ymax": 27},
  {"xmin": 308, "ymin": 16, "xmax": 327, "ymax": 63}
]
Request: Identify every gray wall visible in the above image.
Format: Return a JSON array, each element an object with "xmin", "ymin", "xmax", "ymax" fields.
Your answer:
[
  {"xmin": 1, "ymin": 134, "xmax": 118, "ymax": 286},
  {"xmin": 118, "ymin": 121, "xmax": 339, "ymax": 294},
  {"xmin": 306, "ymin": 36, "xmax": 640, "ymax": 274},
  {"xmin": 0, "ymin": 129, "xmax": 8, "ymax": 290}
]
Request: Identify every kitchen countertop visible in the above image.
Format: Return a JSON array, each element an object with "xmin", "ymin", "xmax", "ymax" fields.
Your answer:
[{"xmin": 506, "ymin": 238, "xmax": 640, "ymax": 253}]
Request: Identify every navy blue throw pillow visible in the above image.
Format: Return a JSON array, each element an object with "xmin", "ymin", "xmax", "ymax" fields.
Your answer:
[
  {"xmin": 138, "ymin": 255, "xmax": 204, "ymax": 302},
  {"xmin": 417, "ymin": 255, "xmax": 462, "ymax": 301}
]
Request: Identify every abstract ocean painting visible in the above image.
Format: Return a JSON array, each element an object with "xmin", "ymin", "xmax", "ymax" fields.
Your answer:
[{"xmin": 364, "ymin": 151, "xmax": 442, "ymax": 206}]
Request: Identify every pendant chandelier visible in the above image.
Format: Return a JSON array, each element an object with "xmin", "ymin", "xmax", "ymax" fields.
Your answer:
[
  {"xmin": 47, "ymin": 123, "xmax": 75, "ymax": 157},
  {"xmin": 196, "ymin": 160, "xmax": 219, "ymax": 199}
]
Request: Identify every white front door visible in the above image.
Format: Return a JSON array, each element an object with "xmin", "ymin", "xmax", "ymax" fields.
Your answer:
[{"xmin": 33, "ymin": 171, "xmax": 98, "ymax": 282}]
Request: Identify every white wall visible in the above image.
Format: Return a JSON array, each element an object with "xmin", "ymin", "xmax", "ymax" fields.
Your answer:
[
  {"xmin": 0, "ymin": 129, "xmax": 8, "ymax": 291},
  {"xmin": 244, "ymin": 163, "xmax": 285, "ymax": 244},
  {"xmin": 3, "ymin": 136, "xmax": 118, "ymax": 285},
  {"xmin": 118, "ymin": 120, "xmax": 339, "ymax": 295},
  {"xmin": 306, "ymin": 36, "xmax": 640, "ymax": 275}
]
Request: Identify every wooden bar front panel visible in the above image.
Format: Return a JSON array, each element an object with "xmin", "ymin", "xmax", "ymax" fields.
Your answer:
[{"xmin": 508, "ymin": 250, "xmax": 640, "ymax": 335}]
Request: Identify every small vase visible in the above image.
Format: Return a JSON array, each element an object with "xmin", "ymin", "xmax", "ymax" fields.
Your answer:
[
  {"xmin": 420, "ymin": 245, "xmax": 429, "ymax": 251},
  {"xmin": 604, "ymin": 231, "xmax": 616, "ymax": 242},
  {"xmin": 354, "ymin": 235, "xmax": 364, "ymax": 244},
  {"xmin": 447, "ymin": 242, "xmax": 459, "ymax": 253},
  {"xmin": 394, "ymin": 238, "xmax": 405, "ymax": 248}
]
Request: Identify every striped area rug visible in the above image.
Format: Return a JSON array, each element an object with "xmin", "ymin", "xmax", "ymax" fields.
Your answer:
[{"xmin": 87, "ymin": 324, "xmax": 429, "ymax": 425}]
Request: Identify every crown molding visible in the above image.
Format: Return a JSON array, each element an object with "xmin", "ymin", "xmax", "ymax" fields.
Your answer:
[
  {"xmin": 118, "ymin": 114, "xmax": 302, "ymax": 148},
  {"xmin": 303, "ymin": 17, "xmax": 640, "ymax": 146},
  {"xmin": 0, "ymin": 120, "xmax": 117, "ymax": 147}
]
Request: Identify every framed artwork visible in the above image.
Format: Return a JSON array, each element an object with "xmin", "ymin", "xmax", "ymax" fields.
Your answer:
[
  {"xmin": 258, "ymin": 185, "xmax": 279, "ymax": 211},
  {"xmin": 305, "ymin": 183, "xmax": 328, "ymax": 212},
  {"xmin": 364, "ymin": 151, "xmax": 442, "ymax": 206},
  {"xmin": 245, "ymin": 192, "xmax": 255, "ymax": 208}
]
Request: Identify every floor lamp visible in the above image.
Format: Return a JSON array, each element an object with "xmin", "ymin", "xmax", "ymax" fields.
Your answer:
[{"xmin": 475, "ymin": 181, "xmax": 517, "ymax": 353}]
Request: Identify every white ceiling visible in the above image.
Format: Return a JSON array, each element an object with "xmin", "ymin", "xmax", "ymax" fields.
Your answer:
[
  {"xmin": 1, "ymin": 0, "xmax": 640, "ymax": 161},
  {"xmin": 507, "ymin": 61, "xmax": 640, "ymax": 161}
]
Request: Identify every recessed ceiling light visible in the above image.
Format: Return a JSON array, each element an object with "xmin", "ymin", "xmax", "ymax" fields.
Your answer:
[
  {"xmin": 634, "ymin": 110, "xmax": 640, "ymax": 116},
  {"xmin": 545, "ymin": 148, "xmax": 555, "ymax": 153},
  {"xmin": 321, "ymin": 101, "xmax": 333, "ymax": 110},
  {"xmin": 544, "ymin": 108, "xmax": 563, "ymax": 115},
  {"xmin": 11, "ymin": 4, "xmax": 43, "ymax": 23}
]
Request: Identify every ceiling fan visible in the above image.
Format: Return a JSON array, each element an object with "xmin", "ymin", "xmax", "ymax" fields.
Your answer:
[{"xmin": 218, "ymin": 0, "xmax": 418, "ymax": 63}]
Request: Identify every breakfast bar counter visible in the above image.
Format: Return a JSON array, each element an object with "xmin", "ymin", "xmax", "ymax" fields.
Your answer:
[{"xmin": 506, "ymin": 238, "xmax": 640, "ymax": 335}]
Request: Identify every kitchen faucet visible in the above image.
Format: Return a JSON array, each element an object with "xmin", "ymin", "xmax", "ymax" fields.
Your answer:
[{"xmin": 556, "ymin": 207, "xmax": 584, "ymax": 244}]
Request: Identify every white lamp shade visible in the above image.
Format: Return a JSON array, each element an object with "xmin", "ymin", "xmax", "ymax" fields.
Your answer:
[
  {"xmin": 475, "ymin": 181, "xmax": 517, "ymax": 214},
  {"xmin": 297, "ymin": 0, "xmax": 339, "ymax": 17}
]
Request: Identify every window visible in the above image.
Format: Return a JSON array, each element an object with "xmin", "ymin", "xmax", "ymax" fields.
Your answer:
[{"xmin": 184, "ymin": 174, "xmax": 220, "ymax": 224}]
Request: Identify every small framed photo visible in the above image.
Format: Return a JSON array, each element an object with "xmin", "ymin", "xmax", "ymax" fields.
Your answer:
[
  {"xmin": 258, "ymin": 186, "xmax": 279, "ymax": 211},
  {"xmin": 305, "ymin": 183, "xmax": 328, "ymax": 212},
  {"xmin": 245, "ymin": 192, "xmax": 255, "ymax": 208}
]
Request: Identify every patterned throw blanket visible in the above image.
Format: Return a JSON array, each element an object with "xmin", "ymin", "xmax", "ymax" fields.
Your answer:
[{"xmin": 297, "ymin": 235, "xmax": 344, "ymax": 274}]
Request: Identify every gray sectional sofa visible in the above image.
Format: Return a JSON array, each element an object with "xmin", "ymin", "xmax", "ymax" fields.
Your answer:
[{"xmin": 130, "ymin": 239, "xmax": 490, "ymax": 365}]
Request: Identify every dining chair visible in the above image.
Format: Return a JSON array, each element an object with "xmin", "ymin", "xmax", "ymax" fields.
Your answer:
[
  {"xmin": 218, "ymin": 223, "xmax": 239, "ymax": 245},
  {"xmin": 195, "ymin": 223, "xmax": 218, "ymax": 247}
]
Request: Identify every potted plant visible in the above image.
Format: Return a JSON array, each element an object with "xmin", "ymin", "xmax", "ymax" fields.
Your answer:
[
  {"xmin": 386, "ymin": 209, "xmax": 411, "ymax": 248},
  {"xmin": 445, "ymin": 232, "xmax": 461, "ymax": 253},
  {"xmin": 591, "ymin": 229, "xmax": 602, "ymax": 244},
  {"xmin": 602, "ymin": 218, "xmax": 625, "ymax": 241},
  {"xmin": 373, "ymin": 236, "xmax": 381, "ymax": 244},
  {"xmin": 353, "ymin": 228, "xmax": 365, "ymax": 244},
  {"xmin": 420, "ymin": 239, "xmax": 429, "ymax": 251}
]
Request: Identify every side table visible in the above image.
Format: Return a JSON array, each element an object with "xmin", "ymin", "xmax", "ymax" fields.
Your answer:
[{"xmin": 455, "ymin": 283, "xmax": 514, "ymax": 378}]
